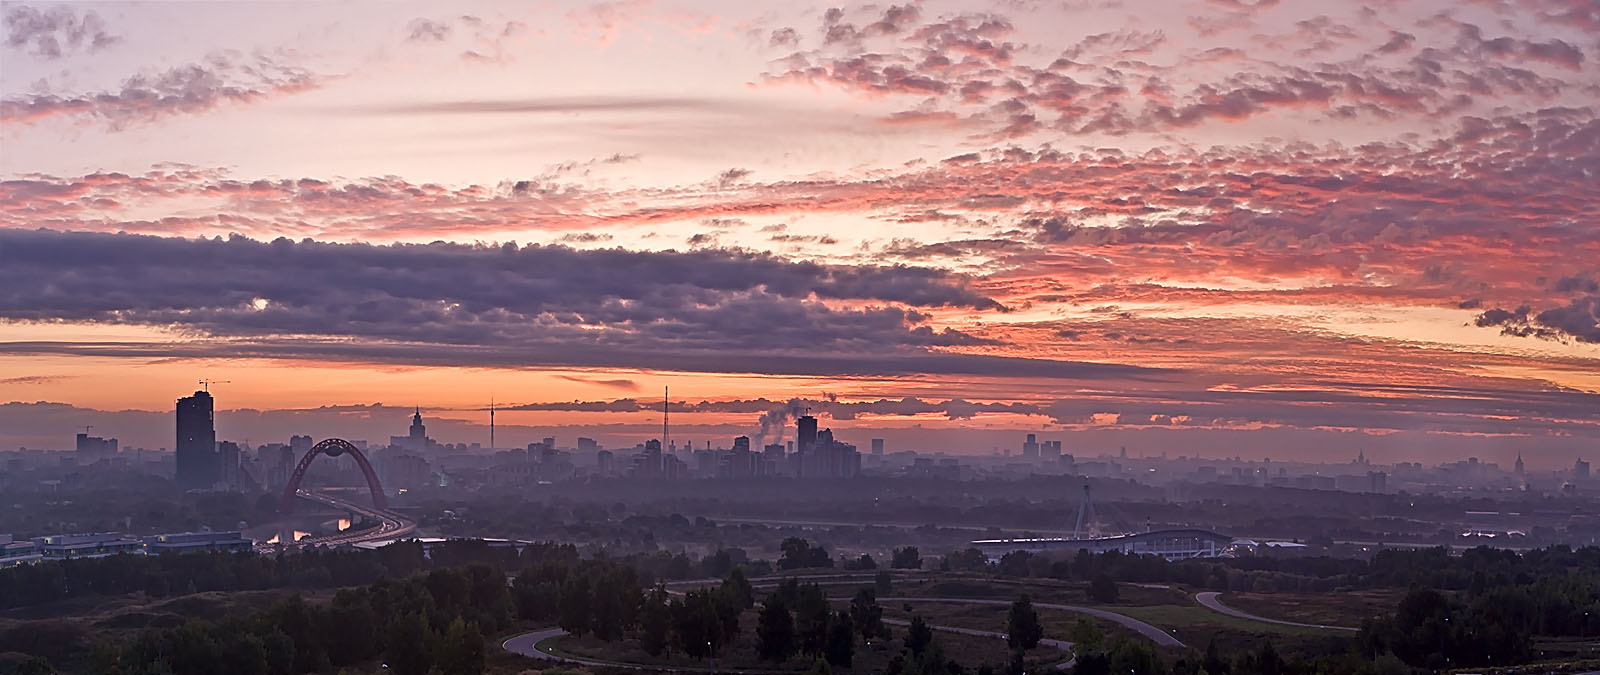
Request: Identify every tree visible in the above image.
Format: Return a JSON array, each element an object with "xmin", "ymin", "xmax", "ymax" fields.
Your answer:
[
  {"xmin": 557, "ymin": 576, "xmax": 591, "ymax": 636},
  {"xmin": 1006, "ymin": 649, "xmax": 1025, "ymax": 675},
  {"xmin": 825, "ymin": 610, "xmax": 855, "ymax": 667},
  {"xmin": 1072, "ymin": 651, "xmax": 1111, "ymax": 675},
  {"xmin": 437, "ymin": 618, "xmax": 485, "ymax": 675},
  {"xmin": 590, "ymin": 578, "xmax": 626, "ymax": 641},
  {"xmin": 1240, "ymin": 641, "xmax": 1283, "ymax": 675},
  {"xmin": 1201, "ymin": 638, "xmax": 1228, "ymax": 675},
  {"xmin": 998, "ymin": 551, "xmax": 1033, "ymax": 577},
  {"xmin": 905, "ymin": 615, "xmax": 933, "ymax": 656},
  {"xmin": 1109, "ymin": 639, "xmax": 1164, "ymax": 675},
  {"xmin": 847, "ymin": 554, "xmax": 878, "ymax": 570},
  {"xmin": 324, "ymin": 589, "xmax": 379, "ymax": 666},
  {"xmin": 722, "ymin": 568, "xmax": 755, "ymax": 610},
  {"xmin": 780, "ymin": 538, "xmax": 833, "ymax": 570},
  {"xmin": 942, "ymin": 548, "xmax": 988, "ymax": 573},
  {"xmin": 1068, "ymin": 617, "xmax": 1105, "ymax": 653},
  {"xmin": 809, "ymin": 658, "xmax": 833, "ymax": 675},
  {"xmin": 757, "ymin": 593, "xmax": 797, "ymax": 662},
  {"xmin": 850, "ymin": 588, "xmax": 885, "ymax": 643},
  {"xmin": 875, "ymin": 570, "xmax": 893, "ymax": 596},
  {"xmin": 795, "ymin": 583, "xmax": 831, "ymax": 654},
  {"xmin": 778, "ymin": 577, "xmax": 801, "ymax": 606},
  {"xmin": 1088, "ymin": 574, "xmax": 1120, "ymax": 603},
  {"xmin": 671, "ymin": 589, "xmax": 725, "ymax": 659},
  {"xmin": 639, "ymin": 586, "xmax": 672, "ymax": 656},
  {"xmin": 1006, "ymin": 594, "xmax": 1043, "ymax": 651},
  {"xmin": 711, "ymin": 583, "xmax": 744, "ymax": 639},
  {"xmin": 384, "ymin": 611, "xmax": 436, "ymax": 675},
  {"xmin": 891, "ymin": 546, "xmax": 922, "ymax": 569}
]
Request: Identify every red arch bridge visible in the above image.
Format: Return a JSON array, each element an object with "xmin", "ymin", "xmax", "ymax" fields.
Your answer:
[{"xmin": 274, "ymin": 438, "xmax": 414, "ymax": 549}]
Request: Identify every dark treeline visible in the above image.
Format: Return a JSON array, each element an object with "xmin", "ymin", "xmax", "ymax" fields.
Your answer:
[
  {"xmin": 0, "ymin": 539, "xmax": 762, "ymax": 612},
  {"xmin": 91, "ymin": 563, "xmax": 512, "ymax": 675},
  {"xmin": 961, "ymin": 544, "xmax": 1600, "ymax": 672},
  {"xmin": 17, "ymin": 538, "xmax": 1600, "ymax": 673},
  {"xmin": 956, "ymin": 542, "xmax": 1600, "ymax": 594}
]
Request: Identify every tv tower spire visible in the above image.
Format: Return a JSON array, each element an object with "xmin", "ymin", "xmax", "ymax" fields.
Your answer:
[
  {"xmin": 490, "ymin": 395, "xmax": 496, "ymax": 451},
  {"xmin": 662, "ymin": 386, "xmax": 670, "ymax": 452}
]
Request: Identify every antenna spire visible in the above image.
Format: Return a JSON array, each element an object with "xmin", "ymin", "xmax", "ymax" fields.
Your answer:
[
  {"xmin": 490, "ymin": 395, "xmax": 496, "ymax": 451},
  {"xmin": 662, "ymin": 386, "xmax": 670, "ymax": 452}
]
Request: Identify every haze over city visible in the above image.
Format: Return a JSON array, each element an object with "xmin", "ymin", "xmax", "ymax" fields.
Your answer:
[{"xmin": 3, "ymin": 0, "xmax": 1599, "ymax": 464}]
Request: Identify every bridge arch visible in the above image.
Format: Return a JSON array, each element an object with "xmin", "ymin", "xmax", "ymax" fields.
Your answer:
[{"xmin": 280, "ymin": 438, "xmax": 388, "ymax": 514}]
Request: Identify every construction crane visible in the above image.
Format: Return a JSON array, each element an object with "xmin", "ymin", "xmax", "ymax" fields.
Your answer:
[{"xmin": 198, "ymin": 379, "xmax": 230, "ymax": 392}]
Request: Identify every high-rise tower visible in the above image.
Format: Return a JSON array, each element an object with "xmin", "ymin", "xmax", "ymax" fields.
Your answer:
[
  {"xmin": 797, "ymin": 415, "xmax": 818, "ymax": 453},
  {"xmin": 176, "ymin": 390, "xmax": 218, "ymax": 490},
  {"xmin": 410, "ymin": 407, "xmax": 426, "ymax": 442}
]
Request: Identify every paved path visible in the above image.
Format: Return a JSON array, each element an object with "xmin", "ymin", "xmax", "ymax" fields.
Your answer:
[
  {"xmin": 887, "ymin": 597, "xmax": 1185, "ymax": 648},
  {"xmin": 1194, "ymin": 592, "xmax": 1357, "ymax": 632}
]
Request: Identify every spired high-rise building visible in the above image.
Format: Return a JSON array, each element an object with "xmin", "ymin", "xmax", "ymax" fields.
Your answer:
[{"xmin": 175, "ymin": 390, "xmax": 219, "ymax": 490}]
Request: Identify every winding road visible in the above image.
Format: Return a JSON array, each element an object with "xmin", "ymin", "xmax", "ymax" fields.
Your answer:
[
  {"xmin": 1194, "ymin": 592, "xmax": 1358, "ymax": 632},
  {"xmin": 503, "ymin": 570, "xmax": 1193, "ymax": 671},
  {"xmin": 502, "ymin": 593, "xmax": 1189, "ymax": 672}
]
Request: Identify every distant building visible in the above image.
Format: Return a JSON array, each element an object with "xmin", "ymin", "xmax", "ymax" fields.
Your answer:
[
  {"xmin": 1367, "ymin": 471, "xmax": 1387, "ymax": 493},
  {"xmin": 0, "ymin": 535, "xmax": 41, "ymax": 567},
  {"xmin": 257, "ymin": 442, "xmax": 294, "ymax": 489},
  {"xmin": 143, "ymin": 531, "xmax": 252, "ymax": 554},
  {"xmin": 794, "ymin": 420, "xmax": 860, "ymax": 479},
  {"xmin": 596, "ymin": 449, "xmax": 615, "ymax": 475},
  {"xmin": 797, "ymin": 416, "xmax": 818, "ymax": 453},
  {"xmin": 629, "ymin": 440, "xmax": 665, "ymax": 477},
  {"xmin": 577, "ymin": 437, "xmax": 599, "ymax": 453},
  {"xmin": 1576, "ymin": 458, "xmax": 1591, "ymax": 481},
  {"xmin": 385, "ymin": 454, "xmax": 433, "ymax": 490},
  {"xmin": 1042, "ymin": 440, "xmax": 1061, "ymax": 460},
  {"xmin": 76, "ymin": 433, "xmax": 118, "ymax": 457},
  {"xmin": 390, "ymin": 408, "xmax": 432, "ymax": 453},
  {"xmin": 1515, "ymin": 452, "xmax": 1525, "ymax": 477},
  {"xmin": 217, "ymin": 441, "xmax": 242, "ymax": 490},
  {"xmin": 871, "ymin": 438, "xmax": 884, "ymax": 456},
  {"xmin": 1294, "ymin": 474, "xmax": 1336, "ymax": 491},
  {"xmin": 662, "ymin": 453, "xmax": 690, "ymax": 479},
  {"xmin": 1021, "ymin": 433, "xmax": 1039, "ymax": 459},
  {"xmin": 732, "ymin": 436, "xmax": 751, "ymax": 453},
  {"xmin": 175, "ymin": 390, "xmax": 219, "ymax": 490},
  {"xmin": 31, "ymin": 532, "xmax": 143, "ymax": 560}
]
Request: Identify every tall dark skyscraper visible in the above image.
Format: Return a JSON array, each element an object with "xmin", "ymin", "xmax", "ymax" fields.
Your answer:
[
  {"xmin": 797, "ymin": 415, "xmax": 818, "ymax": 453},
  {"xmin": 176, "ymin": 390, "xmax": 219, "ymax": 490}
]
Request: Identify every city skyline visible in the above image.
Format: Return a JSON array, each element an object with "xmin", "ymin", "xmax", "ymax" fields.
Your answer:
[
  {"xmin": 5, "ymin": 390, "xmax": 1599, "ymax": 470},
  {"xmin": 3, "ymin": 0, "xmax": 1599, "ymax": 462}
]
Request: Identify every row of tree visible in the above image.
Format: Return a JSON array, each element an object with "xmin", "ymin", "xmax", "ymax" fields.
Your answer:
[
  {"xmin": 90, "ymin": 564, "xmax": 510, "ymax": 675},
  {"xmin": 940, "ymin": 543, "xmax": 1600, "ymax": 597},
  {"xmin": 0, "ymin": 537, "xmax": 768, "ymax": 610}
]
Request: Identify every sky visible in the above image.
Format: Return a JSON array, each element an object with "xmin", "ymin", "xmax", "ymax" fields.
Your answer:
[{"xmin": 1, "ymin": 0, "xmax": 1597, "ymax": 465}]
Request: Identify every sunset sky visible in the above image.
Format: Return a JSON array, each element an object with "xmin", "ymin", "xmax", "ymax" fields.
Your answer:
[{"xmin": 2, "ymin": 0, "xmax": 1597, "ymax": 464}]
